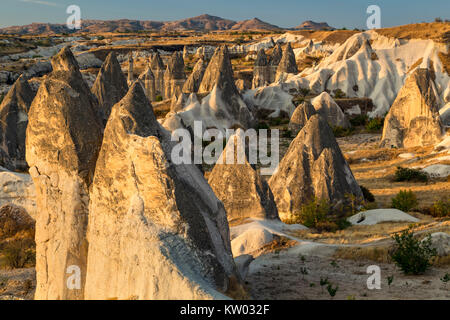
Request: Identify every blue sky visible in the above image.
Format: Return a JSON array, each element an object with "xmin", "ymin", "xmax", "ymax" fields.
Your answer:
[{"xmin": 1, "ymin": 0, "xmax": 449, "ymax": 29}]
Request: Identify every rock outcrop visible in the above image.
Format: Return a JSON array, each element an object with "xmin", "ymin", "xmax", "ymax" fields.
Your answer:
[
  {"xmin": 150, "ymin": 52, "xmax": 165, "ymax": 99},
  {"xmin": 182, "ymin": 56, "xmax": 207, "ymax": 93},
  {"xmin": 0, "ymin": 75, "xmax": 34, "ymax": 170},
  {"xmin": 0, "ymin": 168, "xmax": 36, "ymax": 219},
  {"xmin": 25, "ymin": 46, "xmax": 103, "ymax": 300},
  {"xmin": 268, "ymin": 43, "xmax": 282, "ymax": 83},
  {"xmin": 380, "ymin": 68, "xmax": 443, "ymax": 148},
  {"xmin": 164, "ymin": 51, "xmax": 186, "ymax": 100},
  {"xmin": 252, "ymin": 48, "xmax": 270, "ymax": 88},
  {"xmin": 85, "ymin": 82, "xmax": 239, "ymax": 300},
  {"xmin": 275, "ymin": 43, "xmax": 298, "ymax": 82},
  {"xmin": 268, "ymin": 114, "xmax": 362, "ymax": 221},
  {"xmin": 127, "ymin": 54, "xmax": 134, "ymax": 85},
  {"xmin": 288, "ymin": 101, "xmax": 317, "ymax": 135},
  {"xmin": 138, "ymin": 67, "xmax": 156, "ymax": 102},
  {"xmin": 91, "ymin": 52, "xmax": 128, "ymax": 125},
  {"xmin": 208, "ymin": 129, "xmax": 279, "ymax": 222},
  {"xmin": 311, "ymin": 92, "xmax": 350, "ymax": 128}
]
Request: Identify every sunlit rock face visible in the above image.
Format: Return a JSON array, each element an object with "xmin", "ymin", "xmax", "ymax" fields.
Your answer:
[
  {"xmin": 91, "ymin": 52, "xmax": 128, "ymax": 125},
  {"xmin": 164, "ymin": 51, "xmax": 186, "ymax": 100},
  {"xmin": 85, "ymin": 82, "xmax": 240, "ymax": 300},
  {"xmin": 26, "ymin": 46, "xmax": 103, "ymax": 300},
  {"xmin": 381, "ymin": 68, "xmax": 443, "ymax": 148},
  {"xmin": 269, "ymin": 114, "xmax": 362, "ymax": 221},
  {"xmin": 208, "ymin": 129, "xmax": 279, "ymax": 223}
]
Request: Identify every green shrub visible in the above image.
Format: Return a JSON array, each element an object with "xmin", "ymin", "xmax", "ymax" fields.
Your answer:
[
  {"xmin": 391, "ymin": 190, "xmax": 418, "ymax": 212},
  {"xmin": 333, "ymin": 89, "xmax": 346, "ymax": 99},
  {"xmin": 2, "ymin": 240, "xmax": 35, "ymax": 269},
  {"xmin": 390, "ymin": 229, "xmax": 437, "ymax": 275},
  {"xmin": 291, "ymin": 198, "xmax": 330, "ymax": 228},
  {"xmin": 394, "ymin": 167, "xmax": 428, "ymax": 183},
  {"xmin": 424, "ymin": 199, "xmax": 450, "ymax": 217},
  {"xmin": 365, "ymin": 117, "xmax": 384, "ymax": 132},
  {"xmin": 255, "ymin": 121, "xmax": 270, "ymax": 130},
  {"xmin": 155, "ymin": 95, "xmax": 163, "ymax": 102},
  {"xmin": 349, "ymin": 114, "xmax": 368, "ymax": 127},
  {"xmin": 360, "ymin": 185, "xmax": 375, "ymax": 202},
  {"xmin": 332, "ymin": 126, "xmax": 355, "ymax": 137}
]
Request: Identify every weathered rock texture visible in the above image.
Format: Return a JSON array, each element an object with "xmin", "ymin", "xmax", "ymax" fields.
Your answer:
[
  {"xmin": 150, "ymin": 52, "xmax": 165, "ymax": 99},
  {"xmin": 182, "ymin": 56, "xmax": 207, "ymax": 93},
  {"xmin": 268, "ymin": 43, "xmax": 282, "ymax": 83},
  {"xmin": 85, "ymin": 82, "xmax": 239, "ymax": 300},
  {"xmin": 380, "ymin": 68, "xmax": 443, "ymax": 148},
  {"xmin": 311, "ymin": 92, "xmax": 350, "ymax": 129},
  {"xmin": 208, "ymin": 129, "xmax": 279, "ymax": 222},
  {"xmin": 138, "ymin": 67, "xmax": 156, "ymax": 102},
  {"xmin": 268, "ymin": 114, "xmax": 362, "ymax": 221},
  {"xmin": 0, "ymin": 168, "xmax": 36, "ymax": 219},
  {"xmin": 195, "ymin": 45, "xmax": 254, "ymax": 129},
  {"xmin": 91, "ymin": 52, "xmax": 128, "ymax": 125},
  {"xmin": 288, "ymin": 101, "xmax": 317, "ymax": 135},
  {"xmin": 25, "ymin": 46, "xmax": 103, "ymax": 300},
  {"xmin": 164, "ymin": 52, "xmax": 186, "ymax": 100},
  {"xmin": 275, "ymin": 43, "xmax": 298, "ymax": 82},
  {"xmin": 0, "ymin": 75, "xmax": 34, "ymax": 171},
  {"xmin": 252, "ymin": 48, "xmax": 270, "ymax": 89},
  {"xmin": 127, "ymin": 54, "xmax": 134, "ymax": 85}
]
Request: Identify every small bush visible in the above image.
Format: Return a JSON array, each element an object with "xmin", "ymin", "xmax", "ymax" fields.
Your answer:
[
  {"xmin": 360, "ymin": 185, "xmax": 375, "ymax": 202},
  {"xmin": 291, "ymin": 198, "xmax": 330, "ymax": 228},
  {"xmin": 255, "ymin": 121, "xmax": 270, "ymax": 130},
  {"xmin": 391, "ymin": 190, "xmax": 418, "ymax": 212},
  {"xmin": 390, "ymin": 229, "xmax": 437, "ymax": 275},
  {"xmin": 349, "ymin": 114, "xmax": 368, "ymax": 127},
  {"xmin": 365, "ymin": 117, "xmax": 384, "ymax": 132},
  {"xmin": 333, "ymin": 89, "xmax": 346, "ymax": 99},
  {"xmin": 155, "ymin": 95, "xmax": 163, "ymax": 102},
  {"xmin": 332, "ymin": 126, "xmax": 355, "ymax": 137},
  {"xmin": 2, "ymin": 239, "xmax": 35, "ymax": 269},
  {"xmin": 394, "ymin": 167, "xmax": 428, "ymax": 183},
  {"xmin": 422, "ymin": 199, "xmax": 450, "ymax": 217}
]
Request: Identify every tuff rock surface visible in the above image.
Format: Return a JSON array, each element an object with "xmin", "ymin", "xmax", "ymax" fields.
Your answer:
[
  {"xmin": 85, "ymin": 82, "xmax": 240, "ymax": 300},
  {"xmin": 208, "ymin": 129, "xmax": 279, "ymax": 222},
  {"xmin": 268, "ymin": 114, "xmax": 362, "ymax": 221},
  {"xmin": 91, "ymin": 52, "xmax": 128, "ymax": 125},
  {"xmin": 0, "ymin": 75, "xmax": 35, "ymax": 170},
  {"xmin": 380, "ymin": 68, "xmax": 443, "ymax": 148},
  {"xmin": 25, "ymin": 46, "xmax": 103, "ymax": 300}
]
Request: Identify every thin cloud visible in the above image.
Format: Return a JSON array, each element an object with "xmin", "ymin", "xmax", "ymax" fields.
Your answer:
[{"xmin": 18, "ymin": 0, "xmax": 63, "ymax": 7}]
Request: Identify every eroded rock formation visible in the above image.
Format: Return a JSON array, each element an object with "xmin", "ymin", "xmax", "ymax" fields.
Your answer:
[
  {"xmin": 269, "ymin": 114, "xmax": 362, "ymax": 221},
  {"xmin": 25, "ymin": 46, "xmax": 103, "ymax": 300},
  {"xmin": 150, "ymin": 52, "xmax": 165, "ymax": 99},
  {"xmin": 380, "ymin": 68, "xmax": 443, "ymax": 148},
  {"xmin": 85, "ymin": 82, "xmax": 240, "ymax": 300},
  {"xmin": 208, "ymin": 129, "xmax": 279, "ymax": 222},
  {"xmin": 288, "ymin": 101, "xmax": 317, "ymax": 135},
  {"xmin": 252, "ymin": 48, "xmax": 270, "ymax": 88},
  {"xmin": 183, "ymin": 56, "xmax": 207, "ymax": 93},
  {"xmin": 164, "ymin": 51, "xmax": 186, "ymax": 100},
  {"xmin": 275, "ymin": 43, "xmax": 298, "ymax": 82},
  {"xmin": 138, "ymin": 67, "xmax": 156, "ymax": 102},
  {"xmin": 0, "ymin": 75, "xmax": 34, "ymax": 170},
  {"xmin": 91, "ymin": 52, "xmax": 128, "ymax": 125},
  {"xmin": 311, "ymin": 92, "xmax": 350, "ymax": 129}
]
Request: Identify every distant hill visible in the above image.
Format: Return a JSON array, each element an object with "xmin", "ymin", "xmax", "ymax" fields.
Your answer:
[
  {"xmin": 294, "ymin": 20, "xmax": 334, "ymax": 31},
  {"xmin": 231, "ymin": 18, "xmax": 281, "ymax": 31},
  {"xmin": 0, "ymin": 14, "xmax": 281, "ymax": 35}
]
